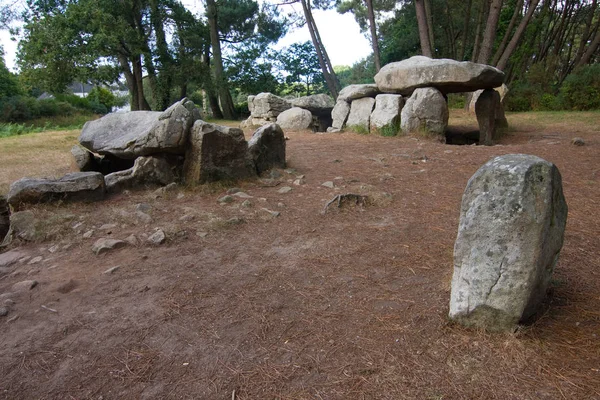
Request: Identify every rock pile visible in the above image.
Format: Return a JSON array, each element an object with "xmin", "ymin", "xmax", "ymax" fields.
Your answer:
[
  {"xmin": 4, "ymin": 97, "xmax": 287, "ymax": 214},
  {"xmin": 242, "ymin": 93, "xmax": 334, "ymax": 132},
  {"xmin": 330, "ymin": 56, "xmax": 507, "ymax": 143},
  {"xmin": 449, "ymin": 154, "xmax": 568, "ymax": 331}
]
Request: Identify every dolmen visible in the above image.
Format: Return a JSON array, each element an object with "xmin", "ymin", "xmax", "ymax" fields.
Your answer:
[
  {"xmin": 330, "ymin": 56, "xmax": 508, "ymax": 145},
  {"xmin": 241, "ymin": 93, "xmax": 334, "ymax": 132},
  {"xmin": 6, "ymin": 98, "xmax": 286, "ymax": 210}
]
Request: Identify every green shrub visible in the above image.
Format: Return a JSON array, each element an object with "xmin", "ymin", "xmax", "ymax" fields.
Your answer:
[
  {"xmin": 538, "ymin": 93, "xmax": 559, "ymax": 111},
  {"xmin": 0, "ymin": 96, "xmax": 40, "ymax": 122},
  {"xmin": 87, "ymin": 86, "xmax": 116, "ymax": 113},
  {"xmin": 346, "ymin": 124, "xmax": 369, "ymax": 135},
  {"xmin": 558, "ymin": 64, "xmax": 600, "ymax": 110},
  {"xmin": 234, "ymin": 101, "xmax": 249, "ymax": 117},
  {"xmin": 447, "ymin": 93, "xmax": 466, "ymax": 109},
  {"xmin": 55, "ymin": 93, "xmax": 92, "ymax": 110}
]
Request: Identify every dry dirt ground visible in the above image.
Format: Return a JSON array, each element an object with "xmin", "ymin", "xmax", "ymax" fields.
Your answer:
[{"xmin": 0, "ymin": 110, "xmax": 599, "ymax": 399}]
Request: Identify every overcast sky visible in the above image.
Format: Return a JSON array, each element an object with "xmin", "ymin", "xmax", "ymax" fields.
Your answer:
[{"xmin": 0, "ymin": 1, "xmax": 371, "ymax": 72}]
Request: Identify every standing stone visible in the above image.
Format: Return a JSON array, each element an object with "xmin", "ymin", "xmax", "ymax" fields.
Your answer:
[
  {"xmin": 468, "ymin": 84, "xmax": 509, "ymax": 113},
  {"xmin": 370, "ymin": 94, "xmax": 404, "ymax": 131},
  {"xmin": 330, "ymin": 100, "xmax": 351, "ymax": 131},
  {"xmin": 71, "ymin": 145, "xmax": 95, "ymax": 171},
  {"xmin": 105, "ymin": 156, "xmax": 175, "ymax": 192},
  {"xmin": 276, "ymin": 107, "xmax": 313, "ymax": 130},
  {"xmin": 401, "ymin": 87, "xmax": 448, "ymax": 135},
  {"xmin": 346, "ymin": 97, "xmax": 376, "ymax": 131},
  {"xmin": 450, "ymin": 154, "xmax": 568, "ymax": 332},
  {"xmin": 250, "ymin": 93, "xmax": 291, "ymax": 119},
  {"xmin": 475, "ymin": 88, "xmax": 508, "ymax": 146},
  {"xmin": 8, "ymin": 172, "xmax": 106, "ymax": 209},
  {"xmin": 337, "ymin": 84, "xmax": 380, "ymax": 102},
  {"xmin": 183, "ymin": 121, "xmax": 255, "ymax": 184},
  {"xmin": 247, "ymin": 124, "xmax": 286, "ymax": 174}
]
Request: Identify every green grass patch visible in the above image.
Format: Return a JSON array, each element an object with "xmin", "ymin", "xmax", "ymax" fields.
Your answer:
[
  {"xmin": 0, "ymin": 113, "xmax": 97, "ymax": 138},
  {"xmin": 346, "ymin": 124, "xmax": 370, "ymax": 135}
]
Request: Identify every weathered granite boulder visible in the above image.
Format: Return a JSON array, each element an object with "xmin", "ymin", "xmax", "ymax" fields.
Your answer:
[
  {"xmin": 401, "ymin": 87, "xmax": 448, "ymax": 135},
  {"xmin": 183, "ymin": 121, "xmax": 255, "ymax": 184},
  {"xmin": 469, "ymin": 84, "xmax": 509, "ymax": 113},
  {"xmin": 375, "ymin": 56, "xmax": 505, "ymax": 95},
  {"xmin": 338, "ymin": 84, "xmax": 380, "ymax": 102},
  {"xmin": 248, "ymin": 124, "xmax": 286, "ymax": 174},
  {"xmin": 0, "ymin": 196, "xmax": 9, "ymax": 243},
  {"xmin": 331, "ymin": 100, "xmax": 351, "ymax": 130},
  {"xmin": 450, "ymin": 154, "xmax": 568, "ymax": 331},
  {"xmin": 8, "ymin": 172, "xmax": 106, "ymax": 209},
  {"xmin": 291, "ymin": 94, "xmax": 335, "ymax": 116},
  {"xmin": 346, "ymin": 97, "xmax": 376, "ymax": 131},
  {"xmin": 71, "ymin": 145, "xmax": 95, "ymax": 171},
  {"xmin": 370, "ymin": 94, "xmax": 404, "ymax": 131},
  {"xmin": 475, "ymin": 89, "xmax": 508, "ymax": 145},
  {"xmin": 250, "ymin": 93, "xmax": 291, "ymax": 119},
  {"xmin": 79, "ymin": 98, "xmax": 199, "ymax": 159},
  {"xmin": 105, "ymin": 156, "xmax": 176, "ymax": 192},
  {"xmin": 276, "ymin": 107, "xmax": 313, "ymax": 130}
]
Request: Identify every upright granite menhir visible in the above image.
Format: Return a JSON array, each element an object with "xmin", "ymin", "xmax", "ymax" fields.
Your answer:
[{"xmin": 449, "ymin": 154, "xmax": 568, "ymax": 331}]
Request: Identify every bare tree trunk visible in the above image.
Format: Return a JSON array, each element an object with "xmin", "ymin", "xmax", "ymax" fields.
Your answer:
[
  {"xmin": 415, "ymin": 0, "xmax": 433, "ymax": 57},
  {"xmin": 477, "ymin": 0, "xmax": 504, "ymax": 64},
  {"xmin": 458, "ymin": 0, "xmax": 472, "ymax": 60},
  {"xmin": 365, "ymin": 0, "xmax": 381, "ymax": 71},
  {"xmin": 300, "ymin": 0, "xmax": 340, "ymax": 98},
  {"xmin": 471, "ymin": 0, "xmax": 487, "ymax": 61},
  {"xmin": 492, "ymin": 0, "xmax": 524, "ymax": 65},
  {"xmin": 202, "ymin": 48, "xmax": 224, "ymax": 119},
  {"xmin": 133, "ymin": 54, "xmax": 151, "ymax": 111},
  {"xmin": 496, "ymin": 0, "xmax": 541, "ymax": 70},
  {"xmin": 572, "ymin": 0, "xmax": 598, "ymax": 67},
  {"xmin": 117, "ymin": 53, "xmax": 140, "ymax": 111},
  {"xmin": 206, "ymin": 0, "xmax": 237, "ymax": 120},
  {"xmin": 576, "ymin": 27, "xmax": 600, "ymax": 67},
  {"xmin": 424, "ymin": 0, "xmax": 435, "ymax": 55}
]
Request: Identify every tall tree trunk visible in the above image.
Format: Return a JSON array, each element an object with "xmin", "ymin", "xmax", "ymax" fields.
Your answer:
[
  {"xmin": 117, "ymin": 53, "xmax": 140, "ymax": 111},
  {"xmin": 415, "ymin": 0, "xmax": 433, "ymax": 57},
  {"xmin": 132, "ymin": 54, "xmax": 151, "ymax": 111},
  {"xmin": 477, "ymin": 0, "xmax": 504, "ymax": 64},
  {"xmin": 492, "ymin": 0, "xmax": 524, "ymax": 65},
  {"xmin": 576, "ymin": 27, "xmax": 600, "ymax": 67},
  {"xmin": 300, "ymin": 0, "xmax": 340, "ymax": 98},
  {"xmin": 365, "ymin": 0, "xmax": 381, "ymax": 71},
  {"xmin": 572, "ymin": 0, "xmax": 598, "ymax": 68},
  {"xmin": 496, "ymin": 0, "xmax": 541, "ymax": 70},
  {"xmin": 206, "ymin": 0, "xmax": 237, "ymax": 120},
  {"xmin": 202, "ymin": 49, "xmax": 224, "ymax": 119},
  {"xmin": 150, "ymin": 0, "xmax": 173, "ymax": 110},
  {"xmin": 471, "ymin": 0, "xmax": 487, "ymax": 61},
  {"xmin": 424, "ymin": 0, "xmax": 435, "ymax": 54},
  {"xmin": 459, "ymin": 0, "xmax": 472, "ymax": 60}
]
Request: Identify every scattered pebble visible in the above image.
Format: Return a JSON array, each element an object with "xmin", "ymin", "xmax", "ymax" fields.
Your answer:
[
  {"xmin": 28, "ymin": 256, "xmax": 43, "ymax": 265},
  {"xmin": 41, "ymin": 305, "xmax": 58, "ymax": 313},
  {"xmin": 270, "ymin": 170, "xmax": 282, "ymax": 179},
  {"xmin": 12, "ymin": 280, "xmax": 38, "ymax": 292},
  {"xmin": 284, "ymin": 168, "xmax": 297, "ymax": 174},
  {"xmin": 218, "ymin": 195, "xmax": 234, "ymax": 204},
  {"xmin": 92, "ymin": 238, "xmax": 127, "ymax": 255},
  {"xmin": 293, "ymin": 179, "xmax": 305, "ymax": 186},
  {"xmin": 277, "ymin": 202, "xmax": 286, "ymax": 208},
  {"xmin": 83, "ymin": 230, "xmax": 94, "ymax": 239},
  {"xmin": 179, "ymin": 214, "xmax": 195, "ymax": 222},
  {"xmin": 232, "ymin": 192, "xmax": 253, "ymax": 199},
  {"xmin": 3, "ymin": 299, "xmax": 15, "ymax": 306},
  {"xmin": 241, "ymin": 200, "xmax": 253, "ymax": 208},
  {"xmin": 124, "ymin": 234, "xmax": 139, "ymax": 246},
  {"xmin": 226, "ymin": 217, "xmax": 245, "ymax": 225},
  {"xmin": 48, "ymin": 245, "xmax": 59, "ymax": 253},
  {"xmin": 572, "ymin": 137, "xmax": 585, "ymax": 146},
  {"xmin": 321, "ymin": 181, "xmax": 335, "ymax": 188},
  {"xmin": 18, "ymin": 256, "xmax": 31, "ymax": 264},
  {"xmin": 261, "ymin": 208, "xmax": 281, "ymax": 218},
  {"xmin": 196, "ymin": 231, "xmax": 208, "ymax": 238},
  {"xmin": 135, "ymin": 211, "xmax": 153, "ymax": 224},
  {"xmin": 296, "ymin": 175, "xmax": 305, "ymax": 179},
  {"xmin": 176, "ymin": 193, "xmax": 185, "ymax": 199},
  {"xmin": 278, "ymin": 186, "xmax": 293, "ymax": 194},
  {"xmin": 136, "ymin": 203, "xmax": 152, "ymax": 213},
  {"xmin": 99, "ymin": 223, "xmax": 118, "ymax": 231},
  {"xmin": 147, "ymin": 229, "xmax": 166, "ymax": 245},
  {"xmin": 103, "ymin": 266, "xmax": 120, "ymax": 274},
  {"xmin": 226, "ymin": 188, "xmax": 241, "ymax": 194},
  {"xmin": 0, "ymin": 307, "xmax": 8, "ymax": 317},
  {"xmin": 72, "ymin": 222, "xmax": 84, "ymax": 230},
  {"xmin": 334, "ymin": 176, "xmax": 343, "ymax": 180}
]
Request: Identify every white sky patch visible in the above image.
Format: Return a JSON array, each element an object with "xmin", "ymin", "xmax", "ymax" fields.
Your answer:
[{"xmin": 1, "ymin": 0, "xmax": 371, "ymax": 71}]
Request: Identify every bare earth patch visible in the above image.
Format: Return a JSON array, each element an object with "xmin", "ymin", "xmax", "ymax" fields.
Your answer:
[{"xmin": 0, "ymin": 111, "xmax": 599, "ymax": 399}]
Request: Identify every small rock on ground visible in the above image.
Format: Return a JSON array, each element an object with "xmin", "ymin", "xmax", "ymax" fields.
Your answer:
[
  {"xmin": 262, "ymin": 208, "xmax": 281, "ymax": 218},
  {"xmin": 322, "ymin": 181, "xmax": 335, "ymax": 188},
  {"xmin": 241, "ymin": 200, "xmax": 253, "ymax": 208},
  {"xmin": 232, "ymin": 192, "xmax": 253, "ymax": 199},
  {"xmin": 28, "ymin": 256, "xmax": 43, "ymax": 264},
  {"xmin": 12, "ymin": 280, "xmax": 38, "ymax": 292},
  {"xmin": 0, "ymin": 307, "xmax": 8, "ymax": 317},
  {"xmin": 136, "ymin": 203, "xmax": 152, "ymax": 213},
  {"xmin": 571, "ymin": 137, "xmax": 585, "ymax": 146},
  {"xmin": 278, "ymin": 186, "xmax": 293, "ymax": 194},
  {"xmin": 92, "ymin": 238, "xmax": 127, "ymax": 255},
  {"xmin": 135, "ymin": 211, "xmax": 153, "ymax": 224},
  {"xmin": 124, "ymin": 234, "xmax": 139, "ymax": 246},
  {"xmin": 83, "ymin": 230, "xmax": 94, "ymax": 239},
  {"xmin": 218, "ymin": 195, "xmax": 234, "ymax": 203},
  {"xmin": 148, "ymin": 229, "xmax": 166, "ymax": 245},
  {"xmin": 99, "ymin": 223, "xmax": 118, "ymax": 231},
  {"xmin": 0, "ymin": 250, "xmax": 28, "ymax": 268},
  {"xmin": 103, "ymin": 266, "xmax": 120, "ymax": 274}
]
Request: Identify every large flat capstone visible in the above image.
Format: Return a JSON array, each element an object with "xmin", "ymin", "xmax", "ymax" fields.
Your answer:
[
  {"xmin": 374, "ymin": 56, "xmax": 505, "ymax": 95},
  {"xmin": 449, "ymin": 154, "xmax": 568, "ymax": 331},
  {"xmin": 79, "ymin": 98, "xmax": 199, "ymax": 159}
]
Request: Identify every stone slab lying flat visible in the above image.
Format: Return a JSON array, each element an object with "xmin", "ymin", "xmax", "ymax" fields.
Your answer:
[
  {"xmin": 374, "ymin": 56, "xmax": 505, "ymax": 95},
  {"xmin": 8, "ymin": 172, "xmax": 106, "ymax": 209}
]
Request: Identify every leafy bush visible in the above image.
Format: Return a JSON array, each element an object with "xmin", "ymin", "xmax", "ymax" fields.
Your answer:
[
  {"xmin": 558, "ymin": 64, "xmax": 600, "ymax": 110},
  {"xmin": 0, "ymin": 96, "xmax": 40, "ymax": 122},
  {"xmin": 234, "ymin": 101, "xmax": 249, "ymax": 117},
  {"xmin": 55, "ymin": 93, "xmax": 91, "ymax": 110},
  {"xmin": 87, "ymin": 86, "xmax": 116, "ymax": 113},
  {"xmin": 447, "ymin": 93, "xmax": 466, "ymax": 109},
  {"xmin": 38, "ymin": 99, "xmax": 75, "ymax": 117}
]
